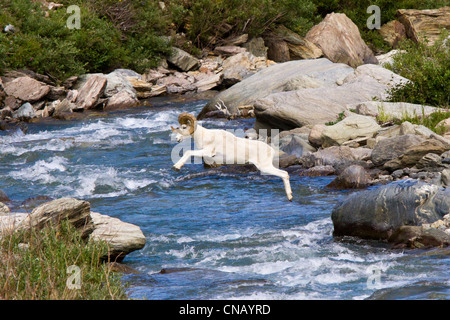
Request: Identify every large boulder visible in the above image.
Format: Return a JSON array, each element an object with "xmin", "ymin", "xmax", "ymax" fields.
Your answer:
[
  {"xmin": 253, "ymin": 63, "xmax": 409, "ymax": 131},
  {"xmin": 397, "ymin": 7, "xmax": 450, "ymax": 46},
  {"xmin": 17, "ymin": 198, "xmax": 94, "ymax": 240},
  {"xmin": 89, "ymin": 211, "xmax": 146, "ymax": 261},
  {"xmin": 384, "ymin": 138, "xmax": 449, "ymax": 171},
  {"xmin": 198, "ymin": 58, "xmax": 354, "ymax": 119},
  {"xmin": 371, "ymin": 134, "xmax": 426, "ymax": 166},
  {"xmin": 321, "ymin": 114, "xmax": 380, "ymax": 147},
  {"xmin": 332, "ymin": 179, "xmax": 450, "ymax": 240},
  {"xmin": 4, "ymin": 76, "xmax": 50, "ymax": 102},
  {"xmin": 305, "ymin": 12, "xmax": 378, "ymax": 67}
]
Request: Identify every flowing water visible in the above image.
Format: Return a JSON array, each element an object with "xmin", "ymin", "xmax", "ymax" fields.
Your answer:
[{"xmin": 1, "ymin": 99, "xmax": 449, "ymax": 300}]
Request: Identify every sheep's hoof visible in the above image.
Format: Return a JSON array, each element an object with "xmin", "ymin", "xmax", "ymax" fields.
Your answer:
[
  {"xmin": 288, "ymin": 195, "xmax": 293, "ymax": 202},
  {"xmin": 172, "ymin": 166, "xmax": 180, "ymax": 172}
]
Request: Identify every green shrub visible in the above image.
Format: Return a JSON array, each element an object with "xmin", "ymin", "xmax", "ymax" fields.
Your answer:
[
  {"xmin": 0, "ymin": 219, "xmax": 128, "ymax": 300},
  {"xmin": 386, "ymin": 31, "xmax": 449, "ymax": 107}
]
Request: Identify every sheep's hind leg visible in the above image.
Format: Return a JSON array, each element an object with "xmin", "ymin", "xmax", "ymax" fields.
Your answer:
[{"xmin": 256, "ymin": 164, "xmax": 293, "ymax": 201}]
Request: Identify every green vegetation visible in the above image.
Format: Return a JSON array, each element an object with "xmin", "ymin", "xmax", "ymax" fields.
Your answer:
[
  {"xmin": 326, "ymin": 111, "xmax": 346, "ymax": 126},
  {"xmin": 0, "ymin": 0, "xmax": 447, "ymax": 84},
  {"xmin": 0, "ymin": 219, "xmax": 128, "ymax": 300},
  {"xmin": 376, "ymin": 105, "xmax": 450, "ymax": 134},
  {"xmin": 386, "ymin": 31, "xmax": 449, "ymax": 108}
]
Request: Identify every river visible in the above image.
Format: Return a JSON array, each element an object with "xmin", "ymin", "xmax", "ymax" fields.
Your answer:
[{"xmin": 1, "ymin": 98, "xmax": 448, "ymax": 300}]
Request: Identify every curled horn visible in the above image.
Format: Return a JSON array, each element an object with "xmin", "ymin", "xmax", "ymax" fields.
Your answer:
[{"xmin": 178, "ymin": 113, "xmax": 197, "ymax": 134}]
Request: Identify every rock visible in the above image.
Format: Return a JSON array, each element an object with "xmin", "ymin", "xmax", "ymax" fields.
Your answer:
[
  {"xmin": 441, "ymin": 168, "xmax": 450, "ymax": 186},
  {"xmin": 298, "ymin": 165, "xmax": 336, "ymax": 177},
  {"xmin": 89, "ymin": 211, "xmax": 146, "ymax": 261},
  {"xmin": 222, "ymin": 34, "xmax": 249, "ymax": 46},
  {"xmin": 214, "ymin": 46, "xmax": 247, "ymax": 56},
  {"xmin": 384, "ymin": 139, "xmax": 448, "ymax": 171},
  {"xmin": 193, "ymin": 72, "xmax": 222, "ymax": 92},
  {"xmin": 378, "ymin": 20, "xmax": 407, "ymax": 48},
  {"xmin": 221, "ymin": 52, "xmax": 273, "ymax": 87},
  {"xmin": 105, "ymin": 90, "xmax": 139, "ymax": 110},
  {"xmin": 253, "ymin": 63, "xmax": 409, "ymax": 130},
  {"xmin": 0, "ymin": 190, "xmax": 10, "ymax": 202},
  {"xmin": 126, "ymin": 77, "xmax": 154, "ymax": 99},
  {"xmin": 397, "ymin": 7, "xmax": 450, "ymax": 46},
  {"xmin": 308, "ymin": 124, "xmax": 327, "ymax": 147},
  {"xmin": 305, "ymin": 12, "xmax": 378, "ymax": 67},
  {"xmin": 417, "ymin": 153, "xmax": 442, "ymax": 169},
  {"xmin": 63, "ymin": 75, "xmax": 78, "ymax": 89},
  {"xmin": 75, "ymin": 75, "xmax": 107, "ymax": 110},
  {"xmin": 4, "ymin": 76, "xmax": 50, "ymax": 102},
  {"xmin": 299, "ymin": 145, "xmax": 358, "ymax": 170},
  {"xmin": 326, "ymin": 164, "xmax": 370, "ymax": 189},
  {"xmin": 13, "ymin": 102, "xmax": 36, "ymax": 121},
  {"xmin": 0, "ymin": 106, "xmax": 13, "ymax": 120},
  {"xmin": 243, "ymin": 37, "xmax": 268, "ymax": 58},
  {"xmin": 17, "ymin": 198, "xmax": 94, "ymax": 240},
  {"xmin": 279, "ymin": 134, "xmax": 316, "ymax": 158},
  {"xmin": 278, "ymin": 154, "xmax": 299, "ymax": 168},
  {"xmin": 371, "ymin": 134, "xmax": 426, "ymax": 166},
  {"xmin": 436, "ymin": 118, "xmax": 450, "ymax": 134},
  {"xmin": 167, "ymin": 47, "xmax": 200, "ymax": 71},
  {"xmin": 103, "ymin": 70, "xmax": 137, "ymax": 98},
  {"xmin": 321, "ymin": 114, "xmax": 380, "ymax": 147},
  {"xmin": 0, "ymin": 202, "xmax": 10, "ymax": 215},
  {"xmin": 198, "ymin": 58, "xmax": 355, "ymax": 120},
  {"xmin": 53, "ymin": 99, "xmax": 76, "ymax": 116},
  {"xmin": 265, "ymin": 37, "xmax": 290, "ymax": 62},
  {"xmin": 388, "ymin": 225, "xmax": 450, "ymax": 249},
  {"xmin": 0, "ymin": 213, "xmax": 27, "ymax": 234},
  {"xmin": 353, "ymin": 101, "xmax": 438, "ymax": 120},
  {"xmin": 332, "ymin": 179, "xmax": 450, "ymax": 240},
  {"xmin": 375, "ymin": 50, "xmax": 406, "ymax": 67},
  {"xmin": 271, "ymin": 25, "xmax": 323, "ymax": 60}
]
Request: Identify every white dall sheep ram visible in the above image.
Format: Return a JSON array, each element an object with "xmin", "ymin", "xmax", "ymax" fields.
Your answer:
[{"xmin": 171, "ymin": 113, "xmax": 293, "ymax": 201}]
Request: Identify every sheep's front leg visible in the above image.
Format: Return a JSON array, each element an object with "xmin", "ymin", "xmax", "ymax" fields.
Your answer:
[{"xmin": 173, "ymin": 149, "xmax": 205, "ymax": 171}]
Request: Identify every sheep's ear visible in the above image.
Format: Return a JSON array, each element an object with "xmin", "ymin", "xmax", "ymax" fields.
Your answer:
[
  {"xmin": 171, "ymin": 126, "xmax": 178, "ymax": 132},
  {"xmin": 187, "ymin": 120, "xmax": 192, "ymax": 126}
]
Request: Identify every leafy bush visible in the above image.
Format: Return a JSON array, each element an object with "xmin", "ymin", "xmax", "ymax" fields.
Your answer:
[
  {"xmin": 0, "ymin": 0, "xmax": 170, "ymax": 80},
  {"xmin": 386, "ymin": 31, "xmax": 449, "ymax": 107}
]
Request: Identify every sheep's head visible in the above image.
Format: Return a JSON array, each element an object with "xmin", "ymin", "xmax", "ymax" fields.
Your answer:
[{"xmin": 171, "ymin": 112, "xmax": 197, "ymax": 142}]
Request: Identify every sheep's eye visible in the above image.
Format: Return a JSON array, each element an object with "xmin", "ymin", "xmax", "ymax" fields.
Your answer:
[{"xmin": 181, "ymin": 125, "xmax": 187, "ymax": 129}]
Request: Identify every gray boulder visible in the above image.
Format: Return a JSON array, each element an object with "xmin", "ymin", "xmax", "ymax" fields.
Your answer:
[
  {"xmin": 198, "ymin": 58, "xmax": 354, "ymax": 119},
  {"xmin": 253, "ymin": 63, "xmax": 409, "ymax": 131},
  {"xmin": 371, "ymin": 134, "xmax": 426, "ymax": 166},
  {"xmin": 332, "ymin": 179, "xmax": 450, "ymax": 240}
]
